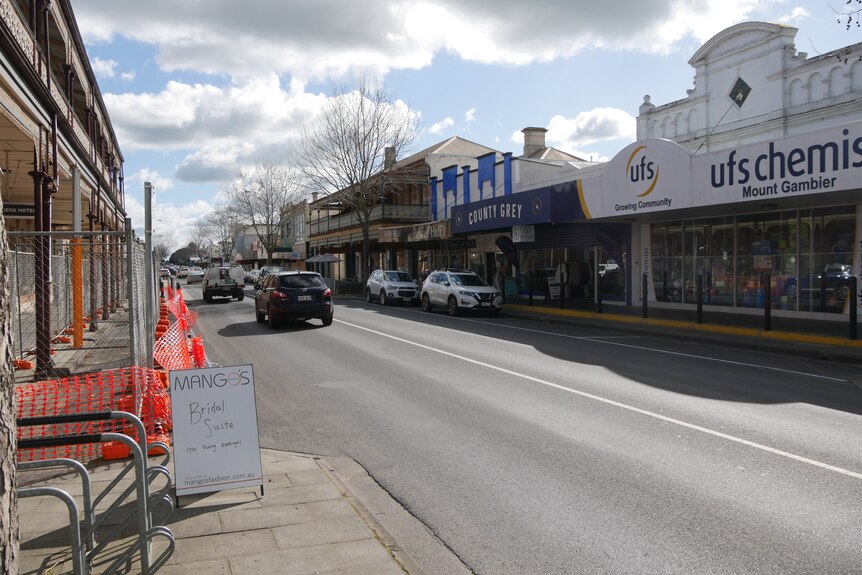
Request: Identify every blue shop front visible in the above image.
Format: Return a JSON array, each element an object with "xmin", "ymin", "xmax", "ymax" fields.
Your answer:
[{"xmin": 449, "ymin": 181, "xmax": 633, "ymax": 305}]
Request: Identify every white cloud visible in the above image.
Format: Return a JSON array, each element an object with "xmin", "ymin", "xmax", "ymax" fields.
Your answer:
[
  {"xmin": 126, "ymin": 168, "xmax": 173, "ymax": 191},
  {"xmin": 549, "ymin": 107, "xmax": 637, "ymax": 148},
  {"xmin": 120, "ymin": 71, "xmax": 136, "ymax": 81},
  {"xmin": 91, "ymin": 57, "xmax": 117, "ymax": 78},
  {"xmin": 72, "ymin": 0, "xmax": 758, "ymax": 78},
  {"xmin": 465, "ymin": 108, "xmax": 476, "ymax": 122},
  {"xmin": 124, "ymin": 193, "xmax": 215, "ymax": 250},
  {"xmin": 428, "ymin": 116, "xmax": 455, "ymax": 135},
  {"xmin": 102, "ymin": 76, "xmax": 327, "ymax": 181},
  {"xmin": 510, "ymin": 107, "xmax": 636, "ymax": 156},
  {"xmin": 778, "ymin": 6, "xmax": 809, "ymax": 24}
]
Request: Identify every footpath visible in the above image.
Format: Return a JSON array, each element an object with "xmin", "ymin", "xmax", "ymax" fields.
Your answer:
[{"xmin": 15, "ymin": 291, "xmax": 862, "ymax": 575}]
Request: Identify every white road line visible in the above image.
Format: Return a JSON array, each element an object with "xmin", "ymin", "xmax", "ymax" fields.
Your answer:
[
  {"xmin": 453, "ymin": 316, "xmax": 847, "ymax": 383},
  {"xmin": 337, "ymin": 318, "xmax": 862, "ymax": 481}
]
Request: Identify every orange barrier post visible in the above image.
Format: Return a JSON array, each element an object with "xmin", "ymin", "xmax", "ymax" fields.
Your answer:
[{"xmin": 71, "ymin": 237, "xmax": 84, "ymax": 348}]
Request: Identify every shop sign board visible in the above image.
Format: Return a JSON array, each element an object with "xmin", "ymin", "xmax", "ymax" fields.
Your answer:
[
  {"xmin": 2, "ymin": 203, "xmax": 36, "ymax": 218},
  {"xmin": 512, "ymin": 225, "xmax": 535, "ymax": 243},
  {"xmin": 451, "ymin": 187, "xmax": 552, "ymax": 234},
  {"xmin": 581, "ymin": 120, "xmax": 862, "ymax": 220},
  {"xmin": 169, "ymin": 364, "xmax": 263, "ymax": 497}
]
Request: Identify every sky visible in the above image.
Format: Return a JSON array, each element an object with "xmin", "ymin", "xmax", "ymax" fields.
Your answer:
[{"xmin": 69, "ymin": 0, "xmax": 861, "ymax": 249}]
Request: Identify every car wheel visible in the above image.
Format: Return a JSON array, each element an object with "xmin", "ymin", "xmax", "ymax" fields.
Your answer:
[
  {"xmin": 237, "ymin": 293, "xmax": 244, "ymax": 301},
  {"xmin": 204, "ymin": 292, "xmax": 213, "ymax": 303},
  {"xmin": 267, "ymin": 307, "xmax": 279, "ymax": 329},
  {"xmin": 255, "ymin": 305, "xmax": 265, "ymax": 323},
  {"xmin": 321, "ymin": 313, "xmax": 334, "ymax": 326},
  {"xmin": 380, "ymin": 290, "xmax": 387, "ymax": 306},
  {"xmin": 784, "ymin": 282, "xmax": 797, "ymax": 299},
  {"xmin": 447, "ymin": 295, "xmax": 459, "ymax": 316},
  {"xmin": 365, "ymin": 289, "xmax": 373, "ymax": 303},
  {"xmin": 421, "ymin": 293, "xmax": 432, "ymax": 312}
]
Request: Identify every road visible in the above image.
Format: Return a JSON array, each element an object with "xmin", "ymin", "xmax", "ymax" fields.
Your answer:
[{"xmin": 182, "ymin": 282, "xmax": 862, "ymax": 575}]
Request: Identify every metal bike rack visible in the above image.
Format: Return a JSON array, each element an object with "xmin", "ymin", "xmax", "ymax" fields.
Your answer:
[
  {"xmin": 17, "ymin": 411, "xmax": 175, "ymax": 575},
  {"xmin": 18, "ymin": 486, "xmax": 88, "ymax": 575}
]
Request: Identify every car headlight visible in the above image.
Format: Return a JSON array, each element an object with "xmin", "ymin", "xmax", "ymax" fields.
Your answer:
[{"xmin": 458, "ymin": 290, "xmax": 480, "ymax": 299}]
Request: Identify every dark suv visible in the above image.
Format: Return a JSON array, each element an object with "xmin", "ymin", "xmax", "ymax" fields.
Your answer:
[{"xmin": 255, "ymin": 271, "xmax": 334, "ymax": 328}]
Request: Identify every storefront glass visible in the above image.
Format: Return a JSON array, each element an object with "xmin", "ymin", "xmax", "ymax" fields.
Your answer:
[
  {"xmin": 650, "ymin": 222, "xmax": 683, "ymax": 302},
  {"xmin": 798, "ymin": 207, "xmax": 855, "ymax": 312},
  {"xmin": 683, "ymin": 216, "xmax": 735, "ymax": 305},
  {"xmin": 650, "ymin": 206, "xmax": 856, "ymax": 314}
]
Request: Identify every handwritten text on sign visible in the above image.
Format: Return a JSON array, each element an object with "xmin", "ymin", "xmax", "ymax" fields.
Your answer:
[{"xmin": 170, "ymin": 364, "xmax": 263, "ymax": 497}]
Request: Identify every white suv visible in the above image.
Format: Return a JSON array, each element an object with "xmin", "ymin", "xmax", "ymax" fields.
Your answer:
[
  {"xmin": 420, "ymin": 269, "xmax": 503, "ymax": 316},
  {"xmin": 366, "ymin": 269, "xmax": 420, "ymax": 305}
]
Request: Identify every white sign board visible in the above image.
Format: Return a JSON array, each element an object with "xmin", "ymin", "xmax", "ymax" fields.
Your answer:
[
  {"xmin": 512, "ymin": 225, "xmax": 535, "ymax": 243},
  {"xmin": 169, "ymin": 364, "xmax": 263, "ymax": 497}
]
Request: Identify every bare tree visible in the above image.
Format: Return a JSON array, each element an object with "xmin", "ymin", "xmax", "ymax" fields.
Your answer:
[
  {"xmin": 199, "ymin": 202, "xmax": 243, "ymax": 264},
  {"xmin": 153, "ymin": 233, "xmax": 173, "ymax": 264},
  {"xmin": 836, "ymin": 0, "xmax": 862, "ymax": 28},
  {"xmin": 0, "ymin": 208, "xmax": 19, "ymax": 573},
  {"xmin": 186, "ymin": 220, "xmax": 211, "ymax": 263},
  {"xmin": 229, "ymin": 162, "xmax": 300, "ymax": 266},
  {"xmin": 297, "ymin": 79, "xmax": 419, "ymax": 282}
]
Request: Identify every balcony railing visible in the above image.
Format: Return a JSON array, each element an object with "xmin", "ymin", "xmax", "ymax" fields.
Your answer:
[
  {"xmin": 310, "ymin": 204, "xmax": 428, "ymax": 236},
  {"xmin": 0, "ymin": 0, "xmax": 114, "ymax": 191}
]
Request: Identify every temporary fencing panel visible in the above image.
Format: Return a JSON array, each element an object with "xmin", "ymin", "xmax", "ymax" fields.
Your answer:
[
  {"xmin": 8, "ymin": 229, "xmax": 151, "ymax": 378},
  {"xmin": 15, "ymin": 366, "xmax": 171, "ymax": 463}
]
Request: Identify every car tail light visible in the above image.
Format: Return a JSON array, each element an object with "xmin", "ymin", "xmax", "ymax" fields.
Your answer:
[
  {"xmin": 322, "ymin": 287, "xmax": 332, "ymax": 298},
  {"xmin": 271, "ymin": 290, "xmax": 287, "ymax": 300}
]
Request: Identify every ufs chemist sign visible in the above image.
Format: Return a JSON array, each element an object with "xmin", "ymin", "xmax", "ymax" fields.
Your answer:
[{"xmin": 170, "ymin": 364, "xmax": 263, "ymax": 497}]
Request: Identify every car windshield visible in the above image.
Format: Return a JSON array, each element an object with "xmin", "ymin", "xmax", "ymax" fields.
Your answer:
[
  {"xmin": 279, "ymin": 274, "xmax": 324, "ymax": 289},
  {"xmin": 385, "ymin": 271, "xmax": 413, "ymax": 282},
  {"xmin": 451, "ymin": 274, "xmax": 487, "ymax": 287}
]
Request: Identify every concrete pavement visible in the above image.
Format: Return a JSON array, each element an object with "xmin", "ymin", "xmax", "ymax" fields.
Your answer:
[{"xmin": 18, "ymin": 447, "xmax": 471, "ymax": 575}]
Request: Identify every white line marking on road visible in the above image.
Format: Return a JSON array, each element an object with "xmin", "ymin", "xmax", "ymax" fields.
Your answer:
[{"xmin": 337, "ymin": 318, "xmax": 862, "ymax": 480}]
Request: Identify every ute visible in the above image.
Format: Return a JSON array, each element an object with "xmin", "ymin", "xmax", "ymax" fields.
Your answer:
[{"xmin": 202, "ymin": 264, "xmax": 246, "ymax": 302}]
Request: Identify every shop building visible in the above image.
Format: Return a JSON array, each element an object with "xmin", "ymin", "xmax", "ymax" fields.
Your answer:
[
  {"xmin": 306, "ymin": 136, "xmax": 498, "ymax": 282},
  {"xmin": 443, "ymin": 22, "xmax": 862, "ymax": 318},
  {"xmin": 0, "ymin": 2, "xmax": 125, "ymax": 237}
]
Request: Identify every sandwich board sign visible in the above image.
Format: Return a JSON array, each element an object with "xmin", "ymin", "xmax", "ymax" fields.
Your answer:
[{"xmin": 169, "ymin": 364, "xmax": 263, "ymax": 498}]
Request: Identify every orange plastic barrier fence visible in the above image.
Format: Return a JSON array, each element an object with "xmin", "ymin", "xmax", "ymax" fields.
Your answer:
[{"xmin": 16, "ymin": 366, "xmax": 172, "ymax": 463}]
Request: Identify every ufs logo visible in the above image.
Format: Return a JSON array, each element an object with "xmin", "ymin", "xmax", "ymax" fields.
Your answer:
[{"xmin": 625, "ymin": 145, "xmax": 659, "ymax": 197}]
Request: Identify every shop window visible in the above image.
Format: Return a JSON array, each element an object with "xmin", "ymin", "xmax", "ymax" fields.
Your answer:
[
  {"xmin": 650, "ymin": 223, "xmax": 683, "ymax": 302},
  {"xmin": 797, "ymin": 207, "xmax": 855, "ymax": 313},
  {"xmin": 735, "ymin": 211, "xmax": 797, "ymax": 310},
  {"xmin": 683, "ymin": 217, "xmax": 735, "ymax": 306}
]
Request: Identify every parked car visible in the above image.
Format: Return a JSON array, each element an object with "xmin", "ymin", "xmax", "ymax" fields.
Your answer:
[
  {"xmin": 365, "ymin": 269, "xmax": 420, "ymax": 305},
  {"xmin": 244, "ymin": 268, "xmax": 261, "ymax": 284},
  {"xmin": 159, "ymin": 268, "xmax": 171, "ymax": 279},
  {"xmin": 782, "ymin": 263, "xmax": 853, "ymax": 309},
  {"xmin": 420, "ymin": 268, "xmax": 503, "ymax": 316},
  {"xmin": 598, "ymin": 260, "xmax": 619, "ymax": 277},
  {"xmin": 255, "ymin": 271, "xmax": 333, "ymax": 328},
  {"xmin": 202, "ymin": 264, "xmax": 246, "ymax": 302},
  {"xmin": 177, "ymin": 266, "xmax": 190, "ymax": 278},
  {"xmin": 186, "ymin": 269, "xmax": 204, "ymax": 284}
]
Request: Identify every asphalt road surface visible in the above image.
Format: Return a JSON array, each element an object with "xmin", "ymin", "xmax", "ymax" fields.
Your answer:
[{"xmin": 183, "ymin": 283, "xmax": 862, "ymax": 575}]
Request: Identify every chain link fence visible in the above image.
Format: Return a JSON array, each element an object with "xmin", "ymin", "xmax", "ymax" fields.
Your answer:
[{"xmin": 8, "ymin": 229, "xmax": 154, "ymax": 381}]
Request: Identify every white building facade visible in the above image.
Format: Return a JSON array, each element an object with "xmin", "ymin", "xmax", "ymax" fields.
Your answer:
[
  {"xmin": 447, "ymin": 22, "xmax": 861, "ymax": 318},
  {"xmin": 609, "ymin": 22, "xmax": 862, "ymax": 316}
]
